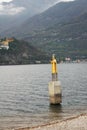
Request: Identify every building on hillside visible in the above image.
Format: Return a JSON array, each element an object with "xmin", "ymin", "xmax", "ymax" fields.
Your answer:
[
  {"xmin": 0, "ymin": 38, "xmax": 14, "ymax": 50},
  {"xmin": 6, "ymin": 38, "xmax": 14, "ymax": 43}
]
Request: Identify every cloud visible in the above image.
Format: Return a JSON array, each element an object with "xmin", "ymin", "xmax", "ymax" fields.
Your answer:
[
  {"xmin": 0, "ymin": 0, "xmax": 75, "ymax": 15},
  {"xmin": 55, "ymin": 0, "xmax": 75, "ymax": 4},
  {"xmin": 60, "ymin": 0, "xmax": 75, "ymax": 2},
  {"xmin": 0, "ymin": 1, "xmax": 25, "ymax": 15},
  {"xmin": 0, "ymin": 0, "xmax": 13, "ymax": 3}
]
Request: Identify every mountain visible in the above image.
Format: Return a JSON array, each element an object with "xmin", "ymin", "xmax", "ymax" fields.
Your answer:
[
  {"xmin": 5, "ymin": 0, "xmax": 86, "ymax": 37},
  {"xmin": 1, "ymin": 0, "xmax": 87, "ymax": 60},
  {"xmin": 5, "ymin": 0, "xmax": 86, "ymax": 59},
  {"xmin": 0, "ymin": 0, "xmax": 59, "ymax": 34},
  {"xmin": 0, "ymin": 38, "xmax": 49, "ymax": 65}
]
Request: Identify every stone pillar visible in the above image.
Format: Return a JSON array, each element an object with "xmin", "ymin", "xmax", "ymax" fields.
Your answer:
[{"xmin": 48, "ymin": 81, "xmax": 62, "ymax": 104}]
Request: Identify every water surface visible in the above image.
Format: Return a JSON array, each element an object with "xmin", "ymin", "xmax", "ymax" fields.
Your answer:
[{"xmin": 0, "ymin": 63, "xmax": 87, "ymax": 129}]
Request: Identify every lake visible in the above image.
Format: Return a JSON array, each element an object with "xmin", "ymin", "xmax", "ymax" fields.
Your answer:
[{"xmin": 0, "ymin": 63, "xmax": 87, "ymax": 129}]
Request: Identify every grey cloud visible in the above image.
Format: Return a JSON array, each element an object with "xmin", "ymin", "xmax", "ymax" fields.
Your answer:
[
  {"xmin": 0, "ymin": 0, "xmax": 75, "ymax": 15},
  {"xmin": 0, "ymin": 0, "xmax": 60, "ymax": 15},
  {"xmin": 0, "ymin": 3, "xmax": 25, "ymax": 15}
]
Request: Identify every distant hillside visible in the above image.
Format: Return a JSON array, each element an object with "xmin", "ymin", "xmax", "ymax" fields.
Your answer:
[
  {"xmin": 0, "ymin": 0, "xmax": 59, "ymax": 34},
  {"xmin": 0, "ymin": 38, "xmax": 49, "ymax": 65},
  {"xmin": 26, "ymin": 11, "xmax": 87, "ymax": 59},
  {"xmin": 1, "ymin": 0, "xmax": 87, "ymax": 59},
  {"xmin": 13, "ymin": 0, "xmax": 87, "ymax": 59},
  {"xmin": 4, "ymin": 0, "xmax": 87, "ymax": 37}
]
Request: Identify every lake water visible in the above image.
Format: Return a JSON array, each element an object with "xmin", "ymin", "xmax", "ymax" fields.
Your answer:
[{"xmin": 0, "ymin": 63, "xmax": 87, "ymax": 129}]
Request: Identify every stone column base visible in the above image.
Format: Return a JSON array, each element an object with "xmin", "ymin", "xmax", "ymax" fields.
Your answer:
[{"xmin": 48, "ymin": 81, "xmax": 62, "ymax": 104}]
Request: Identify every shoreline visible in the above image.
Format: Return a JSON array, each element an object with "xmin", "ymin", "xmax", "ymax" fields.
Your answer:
[{"xmin": 15, "ymin": 113, "xmax": 87, "ymax": 130}]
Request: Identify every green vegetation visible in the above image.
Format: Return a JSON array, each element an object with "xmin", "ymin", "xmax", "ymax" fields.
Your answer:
[
  {"xmin": 26, "ymin": 15, "xmax": 87, "ymax": 60},
  {"xmin": 41, "ymin": 40, "xmax": 87, "ymax": 60},
  {"xmin": 0, "ymin": 38, "xmax": 49, "ymax": 65}
]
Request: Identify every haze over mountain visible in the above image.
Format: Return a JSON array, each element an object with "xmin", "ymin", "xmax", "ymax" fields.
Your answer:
[
  {"xmin": 0, "ymin": 0, "xmax": 67, "ymax": 33},
  {"xmin": 6, "ymin": 0, "xmax": 86, "ymax": 36},
  {"xmin": 2, "ymin": 1, "xmax": 87, "ymax": 38},
  {"xmin": 4, "ymin": 0, "xmax": 86, "ymax": 59},
  {"xmin": 1, "ymin": 0, "xmax": 87, "ymax": 37},
  {"xmin": 0, "ymin": 0, "xmax": 87, "ymax": 60}
]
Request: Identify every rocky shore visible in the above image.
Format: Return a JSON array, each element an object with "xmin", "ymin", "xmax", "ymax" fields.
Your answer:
[{"xmin": 15, "ymin": 113, "xmax": 87, "ymax": 130}]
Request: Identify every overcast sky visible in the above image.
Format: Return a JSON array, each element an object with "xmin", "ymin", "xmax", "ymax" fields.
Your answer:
[
  {"xmin": 0, "ymin": 0, "xmax": 12, "ymax": 3},
  {"xmin": 0, "ymin": 0, "xmax": 74, "ymax": 3},
  {"xmin": 0, "ymin": 0, "xmax": 75, "ymax": 15}
]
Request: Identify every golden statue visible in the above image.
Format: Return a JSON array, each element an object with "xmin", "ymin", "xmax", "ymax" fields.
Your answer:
[{"xmin": 51, "ymin": 54, "xmax": 58, "ymax": 81}]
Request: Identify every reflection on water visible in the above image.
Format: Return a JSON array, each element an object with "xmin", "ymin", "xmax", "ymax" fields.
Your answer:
[
  {"xmin": 0, "ymin": 63, "xmax": 87, "ymax": 129},
  {"xmin": 49, "ymin": 104, "xmax": 63, "ymax": 120},
  {"xmin": 49, "ymin": 104, "xmax": 62, "ymax": 113}
]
